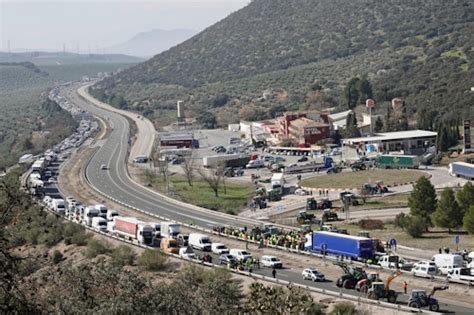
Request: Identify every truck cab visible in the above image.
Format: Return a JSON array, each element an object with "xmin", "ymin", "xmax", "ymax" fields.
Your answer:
[
  {"xmin": 83, "ymin": 206, "xmax": 100, "ymax": 226},
  {"xmin": 94, "ymin": 204, "xmax": 108, "ymax": 219},
  {"xmin": 91, "ymin": 217, "xmax": 108, "ymax": 232}
]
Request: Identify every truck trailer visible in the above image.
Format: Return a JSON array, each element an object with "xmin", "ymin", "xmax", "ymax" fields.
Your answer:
[
  {"xmin": 448, "ymin": 162, "xmax": 474, "ymax": 180},
  {"xmin": 203, "ymin": 154, "xmax": 249, "ymax": 168},
  {"xmin": 285, "ymin": 157, "xmax": 333, "ymax": 174},
  {"xmin": 304, "ymin": 231, "xmax": 374, "ymax": 259},
  {"xmin": 376, "ymin": 155, "xmax": 420, "ymax": 169},
  {"xmin": 112, "ymin": 217, "xmax": 155, "ymax": 245}
]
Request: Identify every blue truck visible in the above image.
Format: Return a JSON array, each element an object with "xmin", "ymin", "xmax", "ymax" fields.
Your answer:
[
  {"xmin": 449, "ymin": 162, "xmax": 474, "ymax": 180},
  {"xmin": 304, "ymin": 231, "xmax": 374, "ymax": 259}
]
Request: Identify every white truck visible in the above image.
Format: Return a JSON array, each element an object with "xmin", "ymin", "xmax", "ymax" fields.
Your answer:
[
  {"xmin": 82, "ymin": 206, "xmax": 100, "ymax": 226},
  {"xmin": 51, "ymin": 199, "xmax": 66, "ymax": 215},
  {"xmin": 94, "ymin": 204, "xmax": 108, "ymax": 219},
  {"xmin": 112, "ymin": 217, "xmax": 155, "ymax": 245},
  {"xmin": 447, "ymin": 267, "xmax": 474, "ymax": 283},
  {"xmin": 91, "ymin": 217, "xmax": 108, "ymax": 232},
  {"xmin": 432, "ymin": 254, "xmax": 464, "ymax": 275},
  {"xmin": 271, "ymin": 173, "xmax": 285, "ymax": 193},
  {"xmin": 246, "ymin": 159, "xmax": 264, "ymax": 169},
  {"xmin": 160, "ymin": 222, "xmax": 180, "ymax": 239},
  {"xmin": 188, "ymin": 233, "xmax": 212, "ymax": 251},
  {"xmin": 106, "ymin": 209, "xmax": 119, "ymax": 222}
]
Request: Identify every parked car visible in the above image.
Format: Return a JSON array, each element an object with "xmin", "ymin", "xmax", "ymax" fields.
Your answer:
[
  {"xmin": 100, "ymin": 164, "xmax": 108, "ymax": 170},
  {"xmin": 295, "ymin": 188, "xmax": 310, "ymax": 196},
  {"xmin": 412, "ymin": 265, "xmax": 437, "ymax": 278},
  {"xmin": 302, "ymin": 268, "xmax": 326, "ymax": 282},
  {"xmin": 261, "ymin": 255, "xmax": 283, "ymax": 268},
  {"xmin": 219, "ymin": 254, "xmax": 238, "ymax": 265},
  {"xmin": 212, "ymin": 243, "xmax": 230, "ymax": 255},
  {"xmin": 229, "ymin": 249, "xmax": 252, "ymax": 262}
]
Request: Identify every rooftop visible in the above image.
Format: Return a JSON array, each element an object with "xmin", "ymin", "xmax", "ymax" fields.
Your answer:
[
  {"xmin": 159, "ymin": 133, "xmax": 194, "ymax": 141},
  {"xmin": 342, "ymin": 129, "xmax": 437, "ymax": 144},
  {"xmin": 290, "ymin": 117, "xmax": 329, "ymax": 129},
  {"xmin": 328, "ymin": 110, "xmax": 352, "ymax": 121}
]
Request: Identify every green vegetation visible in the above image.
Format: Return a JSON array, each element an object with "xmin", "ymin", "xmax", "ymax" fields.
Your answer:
[
  {"xmin": 92, "ymin": 0, "xmax": 474, "ymax": 128},
  {"xmin": 464, "ymin": 206, "xmax": 474, "ymax": 234},
  {"xmin": 300, "ymin": 169, "xmax": 425, "ymax": 189},
  {"xmin": 143, "ymin": 171, "xmax": 254, "ymax": 214},
  {"xmin": 138, "ymin": 249, "xmax": 168, "ymax": 271},
  {"xmin": 408, "ymin": 176, "xmax": 437, "ymax": 230}
]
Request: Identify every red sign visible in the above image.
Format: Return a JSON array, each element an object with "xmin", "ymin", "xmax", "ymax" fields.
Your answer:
[{"xmin": 366, "ymin": 99, "xmax": 375, "ymax": 108}]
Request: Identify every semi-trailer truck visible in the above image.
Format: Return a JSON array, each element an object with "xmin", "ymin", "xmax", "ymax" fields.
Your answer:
[
  {"xmin": 112, "ymin": 217, "xmax": 155, "ymax": 245},
  {"xmin": 304, "ymin": 231, "xmax": 374, "ymax": 259},
  {"xmin": 376, "ymin": 155, "xmax": 420, "ymax": 169},
  {"xmin": 203, "ymin": 154, "xmax": 249, "ymax": 168},
  {"xmin": 52, "ymin": 199, "xmax": 66, "ymax": 215},
  {"xmin": 82, "ymin": 206, "xmax": 100, "ymax": 226},
  {"xmin": 160, "ymin": 222, "xmax": 180, "ymax": 238},
  {"xmin": 448, "ymin": 162, "xmax": 474, "ymax": 180},
  {"xmin": 285, "ymin": 157, "xmax": 333, "ymax": 174}
]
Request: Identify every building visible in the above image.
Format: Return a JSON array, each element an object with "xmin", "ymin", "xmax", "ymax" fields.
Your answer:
[
  {"xmin": 328, "ymin": 110, "xmax": 352, "ymax": 130},
  {"xmin": 342, "ymin": 129, "xmax": 437, "ymax": 155},
  {"xmin": 158, "ymin": 133, "xmax": 198, "ymax": 148},
  {"xmin": 288, "ymin": 117, "xmax": 331, "ymax": 146}
]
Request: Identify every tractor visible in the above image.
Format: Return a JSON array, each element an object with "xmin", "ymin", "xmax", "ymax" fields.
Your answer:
[
  {"xmin": 326, "ymin": 165, "xmax": 343, "ymax": 174},
  {"xmin": 317, "ymin": 198, "xmax": 332, "ymax": 209},
  {"xmin": 355, "ymin": 272, "xmax": 380, "ymax": 293},
  {"xmin": 361, "ymin": 181, "xmax": 388, "ymax": 195},
  {"xmin": 367, "ymin": 271, "xmax": 401, "ymax": 303},
  {"xmin": 334, "ymin": 262, "xmax": 367, "ymax": 289},
  {"xmin": 297, "ymin": 211, "xmax": 320, "ymax": 225},
  {"xmin": 351, "ymin": 161, "xmax": 367, "ymax": 171},
  {"xmin": 322, "ymin": 209, "xmax": 338, "ymax": 222},
  {"xmin": 407, "ymin": 286, "xmax": 448, "ymax": 312}
]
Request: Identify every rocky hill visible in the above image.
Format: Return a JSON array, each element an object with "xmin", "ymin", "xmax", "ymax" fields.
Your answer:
[{"xmin": 92, "ymin": 0, "xmax": 474, "ymax": 127}]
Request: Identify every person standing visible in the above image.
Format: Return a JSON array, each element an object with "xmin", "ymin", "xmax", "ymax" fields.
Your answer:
[
  {"xmin": 403, "ymin": 281, "xmax": 408, "ymax": 294},
  {"xmin": 272, "ymin": 267, "xmax": 277, "ymax": 278}
]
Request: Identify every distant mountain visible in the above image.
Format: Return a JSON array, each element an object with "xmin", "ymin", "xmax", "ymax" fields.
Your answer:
[
  {"xmin": 0, "ymin": 51, "xmax": 143, "ymax": 66},
  {"xmin": 104, "ymin": 29, "xmax": 198, "ymax": 58},
  {"xmin": 93, "ymin": 0, "xmax": 474, "ymax": 127}
]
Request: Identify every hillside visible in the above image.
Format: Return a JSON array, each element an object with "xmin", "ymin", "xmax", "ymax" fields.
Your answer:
[
  {"xmin": 92, "ymin": 0, "xmax": 474, "ymax": 128},
  {"xmin": 104, "ymin": 28, "xmax": 197, "ymax": 57}
]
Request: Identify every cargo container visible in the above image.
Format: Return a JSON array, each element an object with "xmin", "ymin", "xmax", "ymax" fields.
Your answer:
[
  {"xmin": 376, "ymin": 155, "xmax": 420, "ymax": 169},
  {"xmin": 203, "ymin": 154, "xmax": 249, "ymax": 168},
  {"xmin": 448, "ymin": 162, "xmax": 474, "ymax": 180},
  {"xmin": 285, "ymin": 157, "xmax": 333, "ymax": 174},
  {"xmin": 112, "ymin": 217, "xmax": 155, "ymax": 245},
  {"xmin": 304, "ymin": 231, "xmax": 374, "ymax": 259}
]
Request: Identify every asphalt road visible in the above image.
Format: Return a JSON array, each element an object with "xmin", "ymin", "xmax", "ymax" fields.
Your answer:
[
  {"xmin": 59, "ymin": 84, "xmax": 474, "ymax": 314},
  {"xmin": 61, "ymin": 84, "xmax": 261, "ymax": 229}
]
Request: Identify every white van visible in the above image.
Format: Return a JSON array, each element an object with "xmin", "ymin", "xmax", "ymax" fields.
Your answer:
[
  {"xmin": 91, "ymin": 217, "xmax": 108, "ymax": 232},
  {"xmin": 412, "ymin": 265, "xmax": 437, "ymax": 278},
  {"xmin": 211, "ymin": 243, "xmax": 229, "ymax": 255},
  {"xmin": 432, "ymin": 254, "xmax": 464, "ymax": 275},
  {"xmin": 229, "ymin": 249, "xmax": 252, "ymax": 262},
  {"xmin": 188, "ymin": 233, "xmax": 212, "ymax": 251},
  {"xmin": 261, "ymin": 255, "xmax": 283, "ymax": 268},
  {"xmin": 94, "ymin": 204, "xmax": 108, "ymax": 219}
]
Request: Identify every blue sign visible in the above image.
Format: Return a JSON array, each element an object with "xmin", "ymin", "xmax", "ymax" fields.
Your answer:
[
  {"xmin": 455, "ymin": 235, "xmax": 460, "ymax": 245},
  {"xmin": 389, "ymin": 239, "xmax": 397, "ymax": 246},
  {"xmin": 321, "ymin": 243, "xmax": 328, "ymax": 251}
]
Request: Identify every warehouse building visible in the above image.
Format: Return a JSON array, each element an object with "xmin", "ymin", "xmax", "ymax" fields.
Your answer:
[{"xmin": 158, "ymin": 133, "xmax": 199, "ymax": 148}]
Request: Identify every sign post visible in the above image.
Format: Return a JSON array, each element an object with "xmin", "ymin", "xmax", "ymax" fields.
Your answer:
[{"xmin": 366, "ymin": 99, "xmax": 375, "ymax": 135}]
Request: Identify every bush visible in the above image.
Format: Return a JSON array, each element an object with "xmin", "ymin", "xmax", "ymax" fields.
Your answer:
[
  {"xmin": 111, "ymin": 245, "xmax": 136, "ymax": 266},
  {"xmin": 70, "ymin": 231, "xmax": 91, "ymax": 246},
  {"xmin": 463, "ymin": 206, "xmax": 474, "ymax": 234},
  {"xmin": 52, "ymin": 250, "xmax": 63, "ymax": 264},
  {"xmin": 63, "ymin": 223, "xmax": 90, "ymax": 246},
  {"xmin": 404, "ymin": 216, "xmax": 427, "ymax": 238},
  {"xmin": 330, "ymin": 301, "xmax": 359, "ymax": 315},
  {"xmin": 358, "ymin": 219, "xmax": 384, "ymax": 230},
  {"xmin": 85, "ymin": 239, "xmax": 111, "ymax": 258},
  {"xmin": 138, "ymin": 249, "xmax": 167, "ymax": 271},
  {"xmin": 394, "ymin": 212, "xmax": 407, "ymax": 228}
]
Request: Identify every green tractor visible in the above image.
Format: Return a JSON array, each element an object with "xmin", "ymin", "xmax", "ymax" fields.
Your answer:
[
  {"xmin": 334, "ymin": 262, "xmax": 367, "ymax": 289},
  {"xmin": 297, "ymin": 211, "xmax": 320, "ymax": 225},
  {"xmin": 351, "ymin": 161, "xmax": 367, "ymax": 171},
  {"xmin": 306, "ymin": 197, "xmax": 317, "ymax": 210},
  {"xmin": 322, "ymin": 209, "xmax": 338, "ymax": 222}
]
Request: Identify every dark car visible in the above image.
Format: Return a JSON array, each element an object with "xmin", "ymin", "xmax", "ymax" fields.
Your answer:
[{"xmin": 219, "ymin": 254, "xmax": 238, "ymax": 265}]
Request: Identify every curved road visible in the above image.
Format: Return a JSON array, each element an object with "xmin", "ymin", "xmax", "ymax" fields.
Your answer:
[{"xmin": 60, "ymin": 84, "xmax": 474, "ymax": 314}]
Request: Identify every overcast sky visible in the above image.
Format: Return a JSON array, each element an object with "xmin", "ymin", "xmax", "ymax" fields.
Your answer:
[{"xmin": 0, "ymin": 0, "xmax": 249, "ymax": 52}]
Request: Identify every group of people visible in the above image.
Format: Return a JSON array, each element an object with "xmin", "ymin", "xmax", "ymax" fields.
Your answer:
[{"xmin": 227, "ymin": 257, "xmax": 261, "ymax": 272}]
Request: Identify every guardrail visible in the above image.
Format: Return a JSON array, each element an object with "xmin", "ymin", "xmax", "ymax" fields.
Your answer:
[{"xmin": 34, "ymin": 197, "xmax": 437, "ymax": 315}]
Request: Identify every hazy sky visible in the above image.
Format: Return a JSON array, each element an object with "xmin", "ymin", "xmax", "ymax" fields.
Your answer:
[{"xmin": 0, "ymin": 0, "xmax": 249, "ymax": 52}]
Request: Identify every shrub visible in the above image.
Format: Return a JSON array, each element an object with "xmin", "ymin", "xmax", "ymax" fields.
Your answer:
[
  {"xmin": 138, "ymin": 249, "xmax": 167, "ymax": 271},
  {"xmin": 358, "ymin": 219, "xmax": 384, "ymax": 230},
  {"xmin": 111, "ymin": 245, "xmax": 136, "ymax": 266},
  {"xmin": 85, "ymin": 239, "xmax": 111, "ymax": 258},
  {"xmin": 63, "ymin": 223, "xmax": 90, "ymax": 246},
  {"xmin": 394, "ymin": 212, "xmax": 407, "ymax": 228},
  {"xmin": 70, "ymin": 231, "xmax": 91, "ymax": 246},
  {"xmin": 464, "ymin": 206, "xmax": 474, "ymax": 234},
  {"xmin": 52, "ymin": 250, "xmax": 63, "ymax": 264},
  {"xmin": 404, "ymin": 216, "xmax": 427, "ymax": 238},
  {"xmin": 330, "ymin": 301, "xmax": 359, "ymax": 315}
]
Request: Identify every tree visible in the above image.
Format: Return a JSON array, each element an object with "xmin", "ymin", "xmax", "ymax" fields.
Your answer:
[
  {"xmin": 196, "ymin": 111, "xmax": 217, "ymax": 129},
  {"xmin": 344, "ymin": 77, "xmax": 360, "ymax": 109},
  {"xmin": 152, "ymin": 149, "xmax": 169, "ymax": 191},
  {"xmin": 198, "ymin": 166, "xmax": 223, "ymax": 197},
  {"xmin": 432, "ymin": 188, "xmax": 462, "ymax": 232},
  {"xmin": 404, "ymin": 215, "xmax": 427, "ymax": 238},
  {"xmin": 343, "ymin": 111, "xmax": 360, "ymax": 138},
  {"xmin": 383, "ymin": 104, "xmax": 394, "ymax": 132},
  {"xmin": 408, "ymin": 176, "xmax": 437, "ymax": 230},
  {"xmin": 374, "ymin": 116, "xmax": 384, "ymax": 132},
  {"xmin": 463, "ymin": 205, "xmax": 474, "ymax": 234},
  {"xmin": 356, "ymin": 77, "xmax": 373, "ymax": 103},
  {"xmin": 457, "ymin": 182, "xmax": 474, "ymax": 217},
  {"xmin": 181, "ymin": 157, "xmax": 195, "ymax": 187}
]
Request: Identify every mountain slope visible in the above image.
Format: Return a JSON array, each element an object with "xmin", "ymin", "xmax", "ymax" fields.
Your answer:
[
  {"xmin": 104, "ymin": 29, "xmax": 197, "ymax": 58},
  {"xmin": 93, "ymin": 0, "xmax": 474, "ymax": 127}
]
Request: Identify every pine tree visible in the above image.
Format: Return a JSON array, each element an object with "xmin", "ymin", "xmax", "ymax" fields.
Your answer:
[
  {"xmin": 457, "ymin": 182, "xmax": 474, "ymax": 217},
  {"xmin": 463, "ymin": 205, "xmax": 474, "ymax": 234},
  {"xmin": 408, "ymin": 176, "xmax": 437, "ymax": 230},
  {"xmin": 432, "ymin": 188, "xmax": 462, "ymax": 232},
  {"xmin": 374, "ymin": 116, "xmax": 384, "ymax": 132},
  {"xmin": 344, "ymin": 78, "xmax": 360, "ymax": 110}
]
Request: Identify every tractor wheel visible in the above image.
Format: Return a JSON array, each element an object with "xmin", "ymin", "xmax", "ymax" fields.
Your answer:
[
  {"xmin": 409, "ymin": 301, "xmax": 420, "ymax": 308},
  {"xmin": 336, "ymin": 278, "xmax": 343, "ymax": 288},
  {"xmin": 367, "ymin": 292, "xmax": 378, "ymax": 300},
  {"xmin": 387, "ymin": 292, "xmax": 397, "ymax": 304},
  {"xmin": 429, "ymin": 303, "xmax": 440, "ymax": 312},
  {"xmin": 342, "ymin": 279, "xmax": 354, "ymax": 289},
  {"xmin": 360, "ymin": 285, "xmax": 368, "ymax": 294}
]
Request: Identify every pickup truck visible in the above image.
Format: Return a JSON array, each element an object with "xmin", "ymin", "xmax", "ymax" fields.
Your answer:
[
  {"xmin": 447, "ymin": 268, "xmax": 474, "ymax": 283},
  {"xmin": 377, "ymin": 255, "xmax": 414, "ymax": 271}
]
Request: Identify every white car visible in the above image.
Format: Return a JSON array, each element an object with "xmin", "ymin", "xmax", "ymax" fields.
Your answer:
[
  {"xmin": 412, "ymin": 265, "xmax": 437, "ymax": 278},
  {"xmin": 302, "ymin": 268, "xmax": 326, "ymax": 282},
  {"xmin": 295, "ymin": 189, "xmax": 309, "ymax": 196},
  {"xmin": 261, "ymin": 255, "xmax": 282, "ymax": 268},
  {"xmin": 414, "ymin": 260, "xmax": 437, "ymax": 270},
  {"xmin": 212, "ymin": 243, "xmax": 230, "ymax": 255}
]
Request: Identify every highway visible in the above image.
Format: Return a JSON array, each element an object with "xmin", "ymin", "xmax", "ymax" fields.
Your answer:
[
  {"xmin": 59, "ymin": 83, "xmax": 474, "ymax": 314},
  {"xmin": 61, "ymin": 84, "xmax": 261, "ymax": 229}
]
